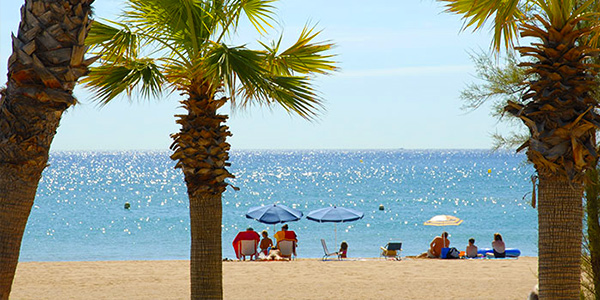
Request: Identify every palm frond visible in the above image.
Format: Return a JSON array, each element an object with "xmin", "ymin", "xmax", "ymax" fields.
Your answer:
[
  {"xmin": 82, "ymin": 58, "xmax": 165, "ymax": 105},
  {"xmin": 86, "ymin": 20, "xmax": 138, "ymax": 63},
  {"xmin": 204, "ymin": 43, "xmax": 269, "ymax": 99},
  {"xmin": 540, "ymin": 0, "xmax": 578, "ymax": 28},
  {"xmin": 126, "ymin": 0, "xmax": 216, "ymax": 57},
  {"xmin": 259, "ymin": 75, "xmax": 323, "ymax": 120},
  {"xmin": 261, "ymin": 25, "xmax": 337, "ymax": 76},
  {"xmin": 204, "ymin": 43, "xmax": 325, "ymax": 119},
  {"xmin": 441, "ymin": 0, "xmax": 524, "ymax": 51},
  {"xmin": 237, "ymin": 0, "xmax": 276, "ymax": 34},
  {"xmin": 84, "ymin": 0, "xmax": 335, "ymax": 121}
]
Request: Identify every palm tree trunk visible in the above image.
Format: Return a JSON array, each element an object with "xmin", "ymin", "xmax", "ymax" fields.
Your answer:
[
  {"xmin": 0, "ymin": 166, "xmax": 40, "ymax": 300},
  {"xmin": 538, "ymin": 175, "xmax": 583, "ymax": 299},
  {"xmin": 0, "ymin": 0, "xmax": 94, "ymax": 298},
  {"xmin": 586, "ymin": 169, "xmax": 600, "ymax": 299},
  {"xmin": 189, "ymin": 192, "xmax": 223, "ymax": 299},
  {"xmin": 170, "ymin": 86, "xmax": 234, "ymax": 300}
]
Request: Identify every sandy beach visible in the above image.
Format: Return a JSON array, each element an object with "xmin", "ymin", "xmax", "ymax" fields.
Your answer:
[{"xmin": 10, "ymin": 257, "xmax": 538, "ymax": 300}]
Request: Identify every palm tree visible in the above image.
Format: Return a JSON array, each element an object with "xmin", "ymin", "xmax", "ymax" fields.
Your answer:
[
  {"xmin": 0, "ymin": 0, "xmax": 95, "ymax": 298},
  {"xmin": 82, "ymin": 0, "xmax": 336, "ymax": 298},
  {"xmin": 440, "ymin": 1, "xmax": 600, "ymax": 298}
]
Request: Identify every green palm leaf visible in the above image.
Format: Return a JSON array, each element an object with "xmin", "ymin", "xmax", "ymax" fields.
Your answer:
[
  {"xmin": 261, "ymin": 25, "xmax": 337, "ymax": 76},
  {"xmin": 263, "ymin": 75, "xmax": 323, "ymax": 119},
  {"xmin": 85, "ymin": 0, "xmax": 335, "ymax": 119},
  {"xmin": 82, "ymin": 58, "xmax": 165, "ymax": 104},
  {"xmin": 204, "ymin": 42, "xmax": 325, "ymax": 119},
  {"xmin": 127, "ymin": 0, "xmax": 217, "ymax": 57},
  {"xmin": 238, "ymin": 0, "xmax": 276, "ymax": 34},
  {"xmin": 441, "ymin": 0, "xmax": 523, "ymax": 51},
  {"xmin": 86, "ymin": 20, "xmax": 138, "ymax": 63}
]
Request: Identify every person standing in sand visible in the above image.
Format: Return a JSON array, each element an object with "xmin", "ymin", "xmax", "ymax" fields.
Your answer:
[
  {"xmin": 418, "ymin": 231, "xmax": 450, "ymax": 258},
  {"xmin": 466, "ymin": 238, "xmax": 478, "ymax": 258}
]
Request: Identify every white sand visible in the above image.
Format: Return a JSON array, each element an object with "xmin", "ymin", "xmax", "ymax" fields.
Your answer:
[{"xmin": 11, "ymin": 257, "xmax": 538, "ymax": 299}]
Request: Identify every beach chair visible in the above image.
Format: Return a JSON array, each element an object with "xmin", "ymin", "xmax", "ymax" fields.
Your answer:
[
  {"xmin": 320, "ymin": 239, "xmax": 340, "ymax": 261},
  {"xmin": 277, "ymin": 240, "xmax": 296, "ymax": 260},
  {"xmin": 380, "ymin": 242, "xmax": 402, "ymax": 260},
  {"xmin": 237, "ymin": 239, "xmax": 258, "ymax": 261}
]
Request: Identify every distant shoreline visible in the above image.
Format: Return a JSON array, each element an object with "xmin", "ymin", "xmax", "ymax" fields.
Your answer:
[{"xmin": 47, "ymin": 148, "xmax": 521, "ymax": 153}]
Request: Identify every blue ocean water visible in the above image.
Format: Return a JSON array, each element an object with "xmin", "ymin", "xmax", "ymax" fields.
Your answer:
[{"xmin": 22, "ymin": 149, "xmax": 537, "ymax": 262}]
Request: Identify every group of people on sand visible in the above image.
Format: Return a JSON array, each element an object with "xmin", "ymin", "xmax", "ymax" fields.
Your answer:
[
  {"xmin": 418, "ymin": 231, "xmax": 506, "ymax": 259},
  {"xmin": 232, "ymin": 224, "xmax": 299, "ymax": 261},
  {"xmin": 233, "ymin": 224, "xmax": 351, "ymax": 260}
]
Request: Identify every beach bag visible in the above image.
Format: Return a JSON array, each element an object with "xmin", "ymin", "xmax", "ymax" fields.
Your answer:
[{"xmin": 447, "ymin": 247, "xmax": 460, "ymax": 259}]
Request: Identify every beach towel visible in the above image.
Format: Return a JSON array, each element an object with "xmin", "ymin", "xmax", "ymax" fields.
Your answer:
[
  {"xmin": 232, "ymin": 231, "xmax": 260, "ymax": 259},
  {"xmin": 274, "ymin": 230, "xmax": 297, "ymax": 243}
]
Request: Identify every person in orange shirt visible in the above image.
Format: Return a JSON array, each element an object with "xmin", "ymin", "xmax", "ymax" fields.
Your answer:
[
  {"xmin": 274, "ymin": 224, "xmax": 298, "ymax": 256},
  {"xmin": 274, "ymin": 224, "xmax": 297, "ymax": 244},
  {"xmin": 426, "ymin": 231, "xmax": 450, "ymax": 258}
]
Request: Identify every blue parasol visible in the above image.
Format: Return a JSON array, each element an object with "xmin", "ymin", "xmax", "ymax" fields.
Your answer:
[
  {"xmin": 245, "ymin": 204, "xmax": 303, "ymax": 225},
  {"xmin": 307, "ymin": 206, "xmax": 364, "ymax": 246}
]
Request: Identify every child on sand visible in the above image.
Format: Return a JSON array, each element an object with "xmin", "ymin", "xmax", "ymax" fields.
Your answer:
[
  {"xmin": 339, "ymin": 241, "xmax": 348, "ymax": 258},
  {"xmin": 259, "ymin": 230, "xmax": 273, "ymax": 255},
  {"xmin": 466, "ymin": 238, "xmax": 478, "ymax": 258}
]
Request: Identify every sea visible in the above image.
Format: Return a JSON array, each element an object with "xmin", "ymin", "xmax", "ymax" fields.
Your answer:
[{"xmin": 21, "ymin": 149, "xmax": 538, "ymax": 262}]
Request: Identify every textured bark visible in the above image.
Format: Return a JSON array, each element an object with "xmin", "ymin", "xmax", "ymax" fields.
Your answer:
[
  {"xmin": 0, "ymin": 0, "xmax": 94, "ymax": 298},
  {"xmin": 586, "ymin": 169, "xmax": 600, "ymax": 299},
  {"xmin": 189, "ymin": 192, "xmax": 223, "ymax": 299},
  {"xmin": 170, "ymin": 84, "xmax": 233, "ymax": 299},
  {"xmin": 509, "ymin": 17, "xmax": 599, "ymax": 183},
  {"xmin": 0, "ymin": 166, "xmax": 39, "ymax": 300},
  {"xmin": 502, "ymin": 15, "xmax": 596, "ymax": 300},
  {"xmin": 537, "ymin": 176, "xmax": 583, "ymax": 299},
  {"xmin": 504, "ymin": 15, "xmax": 599, "ymax": 300}
]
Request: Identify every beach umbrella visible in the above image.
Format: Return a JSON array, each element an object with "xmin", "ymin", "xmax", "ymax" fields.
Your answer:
[
  {"xmin": 423, "ymin": 214, "xmax": 463, "ymax": 226},
  {"xmin": 245, "ymin": 204, "xmax": 303, "ymax": 225},
  {"xmin": 306, "ymin": 206, "xmax": 364, "ymax": 246}
]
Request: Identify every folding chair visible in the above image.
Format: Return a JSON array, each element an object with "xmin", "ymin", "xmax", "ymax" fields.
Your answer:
[
  {"xmin": 320, "ymin": 239, "xmax": 340, "ymax": 261},
  {"xmin": 380, "ymin": 242, "xmax": 402, "ymax": 260},
  {"xmin": 277, "ymin": 240, "xmax": 296, "ymax": 260},
  {"xmin": 237, "ymin": 239, "xmax": 258, "ymax": 261}
]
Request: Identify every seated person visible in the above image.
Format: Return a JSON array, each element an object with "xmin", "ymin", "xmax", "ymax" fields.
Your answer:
[
  {"xmin": 232, "ymin": 227, "xmax": 260, "ymax": 260},
  {"xmin": 466, "ymin": 237, "xmax": 478, "ymax": 258},
  {"xmin": 274, "ymin": 224, "xmax": 297, "ymax": 244},
  {"xmin": 417, "ymin": 231, "xmax": 450, "ymax": 258},
  {"xmin": 263, "ymin": 246, "xmax": 284, "ymax": 261},
  {"xmin": 339, "ymin": 241, "xmax": 348, "ymax": 258},
  {"xmin": 259, "ymin": 230, "xmax": 273, "ymax": 255},
  {"xmin": 492, "ymin": 233, "xmax": 506, "ymax": 258}
]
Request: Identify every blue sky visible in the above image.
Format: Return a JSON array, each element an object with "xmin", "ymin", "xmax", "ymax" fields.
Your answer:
[{"xmin": 0, "ymin": 0, "xmax": 514, "ymax": 151}]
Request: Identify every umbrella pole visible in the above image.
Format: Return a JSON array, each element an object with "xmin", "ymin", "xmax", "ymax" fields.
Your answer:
[{"xmin": 334, "ymin": 223, "xmax": 337, "ymax": 248}]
